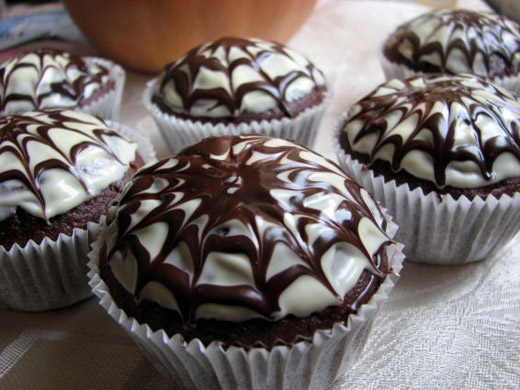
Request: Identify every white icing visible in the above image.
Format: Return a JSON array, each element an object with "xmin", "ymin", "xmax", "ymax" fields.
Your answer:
[
  {"xmin": 110, "ymin": 250, "xmax": 138, "ymax": 295},
  {"xmin": 163, "ymin": 242, "xmax": 195, "ymax": 282},
  {"xmin": 197, "ymin": 252, "xmax": 255, "ymax": 287},
  {"xmin": 0, "ymin": 110, "xmax": 138, "ymax": 221},
  {"xmin": 275, "ymin": 275, "xmax": 340, "ymax": 318},
  {"xmin": 139, "ymin": 281, "xmax": 180, "ymax": 312},
  {"xmin": 240, "ymin": 90, "xmax": 277, "ymax": 113},
  {"xmin": 303, "ymin": 192, "xmax": 347, "ymax": 221},
  {"xmin": 265, "ymin": 242, "xmax": 309, "ymax": 281},
  {"xmin": 321, "ymin": 243, "xmax": 372, "ymax": 298},
  {"xmin": 133, "ymin": 222, "xmax": 169, "ymax": 261},
  {"xmin": 358, "ymin": 217, "xmax": 391, "ymax": 258}
]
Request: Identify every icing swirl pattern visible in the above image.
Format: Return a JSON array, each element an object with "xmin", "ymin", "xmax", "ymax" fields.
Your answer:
[
  {"xmin": 102, "ymin": 135, "xmax": 392, "ymax": 324},
  {"xmin": 339, "ymin": 74, "xmax": 520, "ymax": 189},
  {"xmin": 0, "ymin": 49, "xmax": 113, "ymax": 116},
  {"xmin": 0, "ymin": 109, "xmax": 138, "ymax": 221},
  {"xmin": 152, "ymin": 37, "xmax": 327, "ymax": 121},
  {"xmin": 383, "ymin": 9, "xmax": 520, "ymax": 78}
]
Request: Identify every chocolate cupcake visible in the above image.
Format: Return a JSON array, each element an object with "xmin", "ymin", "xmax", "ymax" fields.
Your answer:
[
  {"xmin": 0, "ymin": 49, "xmax": 125, "ymax": 120},
  {"xmin": 381, "ymin": 9, "xmax": 520, "ymax": 94},
  {"xmin": 0, "ymin": 109, "xmax": 155, "ymax": 311},
  {"xmin": 88, "ymin": 135, "xmax": 403, "ymax": 389},
  {"xmin": 144, "ymin": 37, "xmax": 331, "ymax": 153},
  {"xmin": 335, "ymin": 73, "xmax": 520, "ymax": 264}
]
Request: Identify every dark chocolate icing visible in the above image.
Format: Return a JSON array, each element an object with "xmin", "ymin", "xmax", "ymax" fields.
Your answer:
[
  {"xmin": 339, "ymin": 74, "xmax": 520, "ymax": 189},
  {"xmin": 103, "ymin": 135, "xmax": 393, "ymax": 325},
  {"xmin": 383, "ymin": 9, "xmax": 520, "ymax": 78},
  {"xmin": 152, "ymin": 37, "xmax": 327, "ymax": 121}
]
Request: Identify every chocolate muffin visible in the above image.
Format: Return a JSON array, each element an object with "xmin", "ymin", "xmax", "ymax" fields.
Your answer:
[
  {"xmin": 0, "ymin": 49, "xmax": 125, "ymax": 119},
  {"xmin": 381, "ymin": 9, "xmax": 520, "ymax": 94},
  {"xmin": 335, "ymin": 73, "xmax": 520, "ymax": 264},
  {"xmin": 144, "ymin": 37, "xmax": 331, "ymax": 152},
  {"xmin": 89, "ymin": 135, "xmax": 403, "ymax": 389},
  {"xmin": 0, "ymin": 109, "xmax": 148, "ymax": 311}
]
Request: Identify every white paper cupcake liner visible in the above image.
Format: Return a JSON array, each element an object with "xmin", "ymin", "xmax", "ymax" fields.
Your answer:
[
  {"xmin": 79, "ymin": 57, "xmax": 126, "ymax": 121},
  {"xmin": 334, "ymin": 114, "xmax": 520, "ymax": 265},
  {"xmin": 0, "ymin": 124, "xmax": 156, "ymax": 312},
  {"xmin": 87, "ymin": 214, "xmax": 403, "ymax": 390},
  {"xmin": 143, "ymin": 78, "xmax": 332, "ymax": 154},
  {"xmin": 0, "ymin": 222, "xmax": 100, "ymax": 311},
  {"xmin": 379, "ymin": 52, "xmax": 520, "ymax": 96}
]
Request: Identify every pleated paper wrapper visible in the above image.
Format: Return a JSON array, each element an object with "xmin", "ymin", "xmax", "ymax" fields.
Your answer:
[
  {"xmin": 87, "ymin": 212, "xmax": 404, "ymax": 390},
  {"xmin": 143, "ymin": 78, "xmax": 332, "ymax": 154}
]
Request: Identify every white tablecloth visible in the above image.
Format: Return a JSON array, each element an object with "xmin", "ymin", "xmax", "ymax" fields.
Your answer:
[{"xmin": 3, "ymin": 1, "xmax": 520, "ymax": 389}]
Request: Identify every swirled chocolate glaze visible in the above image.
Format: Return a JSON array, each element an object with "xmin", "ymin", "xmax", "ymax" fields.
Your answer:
[
  {"xmin": 0, "ymin": 109, "xmax": 138, "ymax": 221},
  {"xmin": 0, "ymin": 49, "xmax": 114, "ymax": 115},
  {"xmin": 152, "ymin": 37, "xmax": 327, "ymax": 122},
  {"xmin": 102, "ymin": 135, "xmax": 393, "ymax": 324},
  {"xmin": 383, "ymin": 9, "xmax": 520, "ymax": 79},
  {"xmin": 339, "ymin": 74, "xmax": 520, "ymax": 189}
]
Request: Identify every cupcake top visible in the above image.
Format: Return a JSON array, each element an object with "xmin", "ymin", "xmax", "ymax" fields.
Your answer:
[
  {"xmin": 151, "ymin": 37, "xmax": 327, "ymax": 123},
  {"xmin": 383, "ymin": 9, "xmax": 520, "ymax": 79},
  {"xmin": 102, "ymin": 135, "xmax": 392, "ymax": 325},
  {"xmin": 0, "ymin": 109, "xmax": 138, "ymax": 221},
  {"xmin": 0, "ymin": 49, "xmax": 114, "ymax": 116},
  {"xmin": 338, "ymin": 74, "xmax": 520, "ymax": 191}
]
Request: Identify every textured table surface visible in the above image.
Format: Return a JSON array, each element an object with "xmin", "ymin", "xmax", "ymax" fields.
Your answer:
[{"xmin": 3, "ymin": 1, "xmax": 520, "ymax": 389}]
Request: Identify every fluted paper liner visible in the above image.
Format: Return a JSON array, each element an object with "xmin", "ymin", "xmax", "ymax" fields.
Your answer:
[
  {"xmin": 379, "ymin": 51, "xmax": 520, "ymax": 96},
  {"xmin": 79, "ymin": 58, "xmax": 126, "ymax": 121},
  {"xmin": 334, "ymin": 113, "xmax": 520, "ymax": 264},
  {"xmin": 143, "ymin": 78, "xmax": 332, "ymax": 154},
  {"xmin": 0, "ymin": 124, "xmax": 156, "ymax": 312},
  {"xmin": 87, "ymin": 211, "xmax": 404, "ymax": 390}
]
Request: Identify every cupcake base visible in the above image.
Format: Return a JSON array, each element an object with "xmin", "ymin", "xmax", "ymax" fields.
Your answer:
[
  {"xmin": 87, "ymin": 214, "xmax": 403, "ymax": 390},
  {"xmin": 143, "ymin": 79, "xmax": 332, "ymax": 154},
  {"xmin": 0, "ymin": 124, "xmax": 156, "ymax": 312},
  {"xmin": 334, "ymin": 118, "xmax": 520, "ymax": 265}
]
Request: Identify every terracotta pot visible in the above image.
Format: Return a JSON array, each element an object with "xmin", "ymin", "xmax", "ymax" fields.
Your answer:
[{"xmin": 63, "ymin": 0, "xmax": 318, "ymax": 74}]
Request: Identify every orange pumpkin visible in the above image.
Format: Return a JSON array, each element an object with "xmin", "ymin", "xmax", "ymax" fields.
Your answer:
[{"xmin": 63, "ymin": 0, "xmax": 318, "ymax": 73}]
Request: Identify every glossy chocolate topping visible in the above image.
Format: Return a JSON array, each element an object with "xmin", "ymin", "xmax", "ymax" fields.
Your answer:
[
  {"xmin": 383, "ymin": 9, "xmax": 520, "ymax": 78},
  {"xmin": 152, "ymin": 37, "xmax": 327, "ymax": 121},
  {"xmin": 0, "ymin": 109, "xmax": 138, "ymax": 221},
  {"xmin": 0, "ymin": 49, "xmax": 113, "ymax": 115},
  {"xmin": 339, "ymin": 74, "xmax": 520, "ymax": 189},
  {"xmin": 102, "ymin": 135, "xmax": 392, "ymax": 324}
]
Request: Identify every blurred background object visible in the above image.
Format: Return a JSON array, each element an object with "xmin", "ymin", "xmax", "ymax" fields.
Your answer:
[
  {"xmin": 0, "ymin": 1, "xmax": 91, "ymax": 62},
  {"xmin": 484, "ymin": 0, "xmax": 520, "ymax": 22},
  {"xmin": 62, "ymin": 0, "xmax": 318, "ymax": 74}
]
